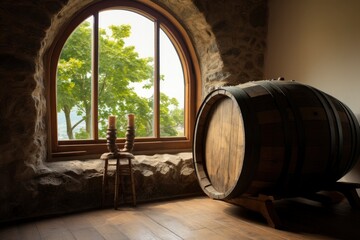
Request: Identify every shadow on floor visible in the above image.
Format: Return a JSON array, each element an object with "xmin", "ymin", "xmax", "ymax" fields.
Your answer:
[{"xmin": 224, "ymin": 196, "xmax": 360, "ymax": 240}]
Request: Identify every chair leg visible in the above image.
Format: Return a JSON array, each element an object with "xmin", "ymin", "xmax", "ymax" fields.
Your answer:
[
  {"xmin": 114, "ymin": 158, "xmax": 120, "ymax": 210},
  {"xmin": 129, "ymin": 158, "xmax": 137, "ymax": 207},
  {"xmin": 102, "ymin": 158, "xmax": 108, "ymax": 207}
]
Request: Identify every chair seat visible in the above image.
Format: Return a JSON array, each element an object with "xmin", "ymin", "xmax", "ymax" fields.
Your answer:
[{"xmin": 101, "ymin": 151, "xmax": 134, "ymax": 160}]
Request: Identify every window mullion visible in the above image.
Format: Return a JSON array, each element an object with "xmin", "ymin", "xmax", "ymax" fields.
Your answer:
[
  {"xmin": 92, "ymin": 13, "xmax": 99, "ymax": 140},
  {"xmin": 154, "ymin": 20, "xmax": 160, "ymax": 138}
]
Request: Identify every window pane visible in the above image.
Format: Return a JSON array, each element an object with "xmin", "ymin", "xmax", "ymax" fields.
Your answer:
[
  {"xmin": 98, "ymin": 10, "xmax": 155, "ymax": 138},
  {"xmin": 159, "ymin": 29, "xmax": 185, "ymax": 137},
  {"xmin": 57, "ymin": 16, "xmax": 93, "ymax": 140}
]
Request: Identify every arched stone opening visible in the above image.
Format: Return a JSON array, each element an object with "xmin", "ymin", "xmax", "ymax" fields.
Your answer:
[
  {"xmin": 34, "ymin": 0, "xmax": 219, "ymax": 165},
  {"xmin": 0, "ymin": 0, "xmax": 267, "ymax": 223}
]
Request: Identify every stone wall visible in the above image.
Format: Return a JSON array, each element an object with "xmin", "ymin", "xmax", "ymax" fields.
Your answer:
[
  {"xmin": 0, "ymin": 0, "xmax": 267, "ymax": 223},
  {"xmin": 1, "ymin": 153, "xmax": 200, "ymax": 222},
  {"xmin": 155, "ymin": 0, "xmax": 267, "ymax": 91}
]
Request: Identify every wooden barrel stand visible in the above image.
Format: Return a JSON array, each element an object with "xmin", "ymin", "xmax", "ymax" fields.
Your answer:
[
  {"xmin": 226, "ymin": 182, "xmax": 360, "ymax": 229},
  {"xmin": 226, "ymin": 194, "xmax": 282, "ymax": 229}
]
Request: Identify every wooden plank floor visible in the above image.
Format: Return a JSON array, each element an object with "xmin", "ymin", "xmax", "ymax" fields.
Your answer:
[{"xmin": 1, "ymin": 196, "xmax": 359, "ymax": 240}]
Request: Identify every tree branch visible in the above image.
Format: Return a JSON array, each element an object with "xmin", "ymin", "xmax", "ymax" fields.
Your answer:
[{"xmin": 71, "ymin": 118, "xmax": 85, "ymax": 131}]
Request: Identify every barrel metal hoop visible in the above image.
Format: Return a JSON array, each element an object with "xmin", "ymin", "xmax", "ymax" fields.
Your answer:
[
  {"xmin": 256, "ymin": 81, "xmax": 293, "ymax": 193},
  {"xmin": 338, "ymin": 101, "xmax": 360, "ymax": 174},
  {"xmin": 273, "ymin": 82, "xmax": 306, "ymax": 189},
  {"xmin": 307, "ymin": 87, "xmax": 341, "ymax": 178}
]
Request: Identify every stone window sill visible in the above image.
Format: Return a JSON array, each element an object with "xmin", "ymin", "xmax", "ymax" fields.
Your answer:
[{"xmin": 10, "ymin": 152, "xmax": 202, "ymax": 222}]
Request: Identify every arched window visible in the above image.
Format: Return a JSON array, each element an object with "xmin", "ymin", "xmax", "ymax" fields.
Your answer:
[{"xmin": 47, "ymin": 1, "xmax": 198, "ymax": 158}]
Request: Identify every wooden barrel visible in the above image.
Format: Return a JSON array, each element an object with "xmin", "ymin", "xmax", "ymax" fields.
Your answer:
[{"xmin": 193, "ymin": 80, "xmax": 360, "ymax": 200}]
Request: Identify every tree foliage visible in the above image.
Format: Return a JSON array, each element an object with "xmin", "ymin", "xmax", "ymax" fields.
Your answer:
[{"xmin": 57, "ymin": 20, "xmax": 184, "ymax": 139}]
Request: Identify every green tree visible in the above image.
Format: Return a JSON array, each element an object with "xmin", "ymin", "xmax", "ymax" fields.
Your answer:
[
  {"xmin": 57, "ymin": 20, "xmax": 183, "ymax": 139},
  {"xmin": 159, "ymin": 93, "xmax": 183, "ymax": 136}
]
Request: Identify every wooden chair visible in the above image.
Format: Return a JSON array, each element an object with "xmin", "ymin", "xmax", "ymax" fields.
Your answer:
[{"xmin": 101, "ymin": 127, "xmax": 136, "ymax": 209}]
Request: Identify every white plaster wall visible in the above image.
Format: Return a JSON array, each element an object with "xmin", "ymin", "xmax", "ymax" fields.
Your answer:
[
  {"xmin": 265, "ymin": 0, "xmax": 360, "ymax": 121},
  {"xmin": 265, "ymin": 0, "xmax": 360, "ymax": 183}
]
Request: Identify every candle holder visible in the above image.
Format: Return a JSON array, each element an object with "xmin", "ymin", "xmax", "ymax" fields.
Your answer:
[
  {"xmin": 122, "ymin": 126, "xmax": 135, "ymax": 152},
  {"xmin": 106, "ymin": 128, "xmax": 119, "ymax": 155}
]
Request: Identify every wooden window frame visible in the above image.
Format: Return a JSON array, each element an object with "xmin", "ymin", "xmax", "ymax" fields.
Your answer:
[{"xmin": 45, "ymin": 0, "xmax": 199, "ymax": 160}]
